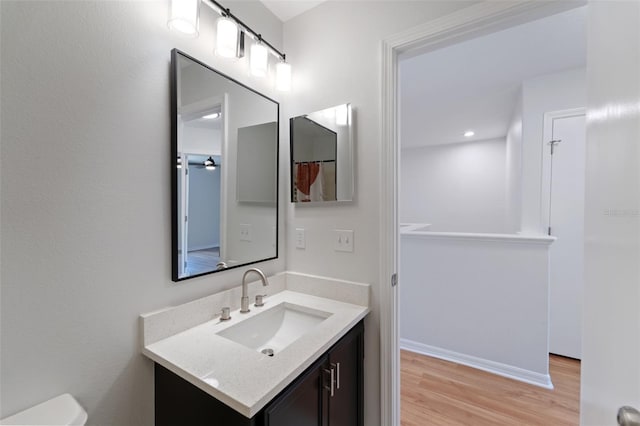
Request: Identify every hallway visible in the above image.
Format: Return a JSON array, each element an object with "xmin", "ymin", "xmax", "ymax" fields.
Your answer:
[{"xmin": 401, "ymin": 350, "xmax": 580, "ymax": 425}]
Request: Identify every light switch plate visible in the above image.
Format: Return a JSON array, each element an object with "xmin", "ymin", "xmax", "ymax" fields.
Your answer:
[
  {"xmin": 334, "ymin": 229, "xmax": 354, "ymax": 252},
  {"xmin": 240, "ymin": 224, "xmax": 252, "ymax": 242},
  {"xmin": 295, "ymin": 228, "xmax": 306, "ymax": 249}
]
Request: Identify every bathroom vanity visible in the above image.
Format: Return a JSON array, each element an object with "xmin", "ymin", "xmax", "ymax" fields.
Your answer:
[
  {"xmin": 155, "ymin": 320, "xmax": 363, "ymax": 425},
  {"xmin": 140, "ymin": 272, "xmax": 369, "ymax": 426}
]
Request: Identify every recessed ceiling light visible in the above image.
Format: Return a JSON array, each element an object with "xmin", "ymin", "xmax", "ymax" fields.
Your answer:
[
  {"xmin": 202, "ymin": 112, "xmax": 220, "ymax": 120},
  {"xmin": 464, "ymin": 130, "xmax": 475, "ymax": 137}
]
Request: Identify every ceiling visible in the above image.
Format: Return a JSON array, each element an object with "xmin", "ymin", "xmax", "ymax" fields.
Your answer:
[
  {"xmin": 400, "ymin": 6, "xmax": 587, "ymax": 149},
  {"xmin": 260, "ymin": 0, "xmax": 326, "ymax": 22}
]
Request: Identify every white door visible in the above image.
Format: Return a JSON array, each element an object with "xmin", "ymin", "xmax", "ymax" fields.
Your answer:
[
  {"xmin": 544, "ymin": 111, "xmax": 586, "ymax": 359},
  {"xmin": 581, "ymin": 1, "xmax": 640, "ymax": 423}
]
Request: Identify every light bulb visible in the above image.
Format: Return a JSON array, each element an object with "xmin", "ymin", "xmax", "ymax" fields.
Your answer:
[
  {"xmin": 167, "ymin": 0, "xmax": 200, "ymax": 37},
  {"xmin": 250, "ymin": 43, "xmax": 269, "ymax": 77},
  {"xmin": 276, "ymin": 61, "xmax": 291, "ymax": 92},
  {"xmin": 216, "ymin": 17, "xmax": 239, "ymax": 58},
  {"xmin": 464, "ymin": 130, "xmax": 475, "ymax": 137}
]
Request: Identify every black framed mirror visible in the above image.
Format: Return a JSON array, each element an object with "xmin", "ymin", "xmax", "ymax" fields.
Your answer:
[{"xmin": 171, "ymin": 49, "xmax": 279, "ymax": 281}]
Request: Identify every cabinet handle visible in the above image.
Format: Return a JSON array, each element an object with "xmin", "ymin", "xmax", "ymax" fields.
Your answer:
[
  {"xmin": 323, "ymin": 367, "xmax": 335, "ymax": 397},
  {"xmin": 331, "ymin": 362, "xmax": 340, "ymax": 390}
]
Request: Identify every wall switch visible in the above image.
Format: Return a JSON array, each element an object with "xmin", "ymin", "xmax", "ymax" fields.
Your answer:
[
  {"xmin": 295, "ymin": 228, "xmax": 306, "ymax": 249},
  {"xmin": 334, "ymin": 229, "xmax": 354, "ymax": 252},
  {"xmin": 240, "ymin": 224, "xmax": 252, "ymax": 242}
]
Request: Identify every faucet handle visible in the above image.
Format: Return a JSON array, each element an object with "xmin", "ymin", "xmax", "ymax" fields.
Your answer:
[
  {"xmin": 255, "ymin": 294, "xmax": 267, "ymax": 307},
  {"xmin": 220, "ymin": 307, "xmax": 231, "ymax": 321}
]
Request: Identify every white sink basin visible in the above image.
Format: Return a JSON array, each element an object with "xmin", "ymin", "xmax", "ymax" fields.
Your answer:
[{"xmin": 217, "ymin": 302, "xmax": 331, "ymax": 355}]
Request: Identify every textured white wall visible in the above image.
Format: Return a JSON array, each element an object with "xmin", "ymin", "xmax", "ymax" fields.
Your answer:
[
  {"xmin": 282, "ymin": 2, "xmax": 476, "ymax": 424},
  {"xmin": 520, "ymin": 67, "xmax": 586, "ymax": 234},
  {"xmin": 0, "ymin": 1, "xmax": 285, "ymax": 424},
  {"xmin": 581, "ymin": 1, "xmax": 640, "ymax": 423},
  {"xmin": 400, "ymin": 138, "xmax": 508, "ymax": 233}
]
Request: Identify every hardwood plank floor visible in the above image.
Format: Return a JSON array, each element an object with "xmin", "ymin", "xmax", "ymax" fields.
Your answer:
[
  {"xmin": 401, "ymin": 350, "xmax": 580, "ymax": 426},
  {"xmin": 185, "ymin": 247, "xmax": 220, "ymax": 275}
]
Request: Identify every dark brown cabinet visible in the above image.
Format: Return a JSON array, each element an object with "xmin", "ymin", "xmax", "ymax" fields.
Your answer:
[{"xmin": 155, "ymin": 320, "xmax": 364, "ymax": 426}]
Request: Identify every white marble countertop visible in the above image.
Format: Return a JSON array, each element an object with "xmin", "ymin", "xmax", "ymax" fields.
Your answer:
[{"xmin": 142, "ymin": 287, "xmax": 369, "ymax": 418}]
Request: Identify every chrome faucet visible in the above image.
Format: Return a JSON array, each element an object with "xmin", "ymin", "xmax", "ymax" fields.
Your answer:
[{"xmin": 241, "ymin": 268, "xmax": 269, "ymax": 313}]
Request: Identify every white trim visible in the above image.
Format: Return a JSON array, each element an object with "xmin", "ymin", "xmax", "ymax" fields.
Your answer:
[
  {"xmin": 400, "ymin": 339, "xmax": 554, "ymax": 390},
  {"xmin": 540, "ymin": 108, "xmax": 586, "ymax": 234},
  {"xmin": 380, "ymin": 2, "xmax": 585, "ymax": 424},
  {"xmin": 400, "ymin": 231, "xmax": 556, "ymax": 245}
]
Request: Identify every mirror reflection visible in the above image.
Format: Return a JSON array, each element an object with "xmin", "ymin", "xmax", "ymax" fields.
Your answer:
[
  {"xmin": 172, "ymin": 50, "xmax": 278, "ymax": 281},
  {"xmin": 290, "ymin": 104, "xmax": 353, "ymax": 203}
]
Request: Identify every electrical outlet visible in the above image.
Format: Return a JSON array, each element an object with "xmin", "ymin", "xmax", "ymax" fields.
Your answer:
[
  {"xmin": 295, "ymin": 228, "xmax": 306, "ymax": 249},
  {"xmin": 240, "ymin": 224, "xmax": 252, "ymax": 242},
  {"xmin": 334, "ymin": 229, "xmax": 354, "ymax": 252}
]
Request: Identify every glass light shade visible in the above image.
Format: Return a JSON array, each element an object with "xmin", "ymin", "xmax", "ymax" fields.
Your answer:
[
  {"xmin": 216, "ymin": 17, "xmax": 239, "ymax": 58},
  {"xmin": 275, "ymin": 61, "xmax": 292, "ymax": 92},
  {"xmin": 250, "ymin": 43, "xmax": 269, "ymax": 77},
  {"xmin": 167, "ymin": 0, "xmax": 199, "ymax": 37}
]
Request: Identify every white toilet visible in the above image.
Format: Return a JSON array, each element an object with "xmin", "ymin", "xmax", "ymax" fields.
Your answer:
[{"xmin": 0, "ymin": 394, "xmax": 87, "ymax": 425}]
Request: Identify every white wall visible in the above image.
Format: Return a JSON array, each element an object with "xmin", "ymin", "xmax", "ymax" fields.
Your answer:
[
  {"xmin": 0, "ymin": 1, "xmax": 285, "ymax": 424},
  {"xmin": 520, "ymin": 67, "xmax": 586, "ymax": 234},
  {"xmin": 223, "ymin": 87, "xmax": 279, "ymax": 265},
  {"xmin": 400, "ymin": 138, "xmax": 508, "ymax": 233},
  {"xmin": 182, "ymin": 125, "xmax": 222, "ymax": 156},
  {"xmin": 282, "ymin": 2, "xmax": 476, "ymax": 424},
  {"xmin": 400, "ymin": 233, "xmax": 554, "ymax": 387},
  {"xmin": 505, "ymin": 91, "xmax": 523, "ymax": 233},
  {"xmin": 581, "ymin": 1, "xmax": 640, "ymax": 423}
]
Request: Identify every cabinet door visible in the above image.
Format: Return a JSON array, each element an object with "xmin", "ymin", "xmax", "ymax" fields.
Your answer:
[
  {"xmin": 264, "ymin": 357, "xmax": 325, "ymax": 426},
  {"xmin": 327, "ymin": 321, "xmax": 364, "ymax": 426}
]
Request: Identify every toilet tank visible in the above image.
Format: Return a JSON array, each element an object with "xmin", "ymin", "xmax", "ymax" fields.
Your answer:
[{"xmin": 0, "ymin": 394, "xmax": 87, "ymax": 425}]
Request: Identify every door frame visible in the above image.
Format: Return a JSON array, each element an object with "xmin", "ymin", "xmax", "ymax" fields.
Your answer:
[
  {"xmin": 541, "ymin": 107, "xmax": 586, "ymax": 235},
  {"xmin": 378, "ymin": 1, "xmax": 587, "ymax": 424}
]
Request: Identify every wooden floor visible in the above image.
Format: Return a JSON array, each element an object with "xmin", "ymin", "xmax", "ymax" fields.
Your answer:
[
  {"xmin": 185, "ymin": 247, "xmax": 220, "ymax": 275},
  {"xmin": 401, "ymin": 350, "xmax": 580, "ymax": 426}
]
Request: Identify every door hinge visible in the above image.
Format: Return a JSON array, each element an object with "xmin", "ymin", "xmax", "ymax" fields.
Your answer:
[{"xmin": 391, "ymin": 273, "xmax": 398, "ymax": 287}]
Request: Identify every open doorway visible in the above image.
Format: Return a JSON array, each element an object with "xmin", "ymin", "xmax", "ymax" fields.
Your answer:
[{"xmin": 380, "ymin": 2, "xmax": 589, "ymax": 424}]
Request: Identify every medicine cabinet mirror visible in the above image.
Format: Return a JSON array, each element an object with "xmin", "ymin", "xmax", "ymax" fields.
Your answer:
[
  {"xmin": 171, "ymin": 49, "xmax": 278, "ymax": 281},
  {"xmin": 290, "ymin": 104, "xmax": 354, "ymax": 203}
]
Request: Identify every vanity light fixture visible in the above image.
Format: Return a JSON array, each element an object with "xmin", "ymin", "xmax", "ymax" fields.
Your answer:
[
  {"xmin": 464, "ymin": 130, "xmax": 475, "ymax": 137},
  {"xmin": 169, "ymin": 0, "xmax": 292, "ymax": 91},
  {"xmin": 275, "ymin": 60, "xmax": 292, "ymax": 92},
  {"xmin": 204, "ymin": 156, "xmax": 218, "ymax": 170},
  {"xmin": 167, "ymin": 0, "xmax": 200, "ymax": 37},
  {"xmin": 215, "ymin": 15, "xmax": 239, "ymax": 58},
  {"xmin": 250, "ymin": 37, "xmax": 269, "ymax": 77}
]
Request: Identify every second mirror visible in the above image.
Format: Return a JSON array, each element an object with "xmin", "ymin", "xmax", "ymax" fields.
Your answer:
[{"xmin": 290, "ymin": 104, "xmax": 353, "ymax": 203}]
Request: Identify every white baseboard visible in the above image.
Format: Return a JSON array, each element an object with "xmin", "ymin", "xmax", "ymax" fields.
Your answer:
[{"xmin": 400, "ymin": 338, "xmax": 554, "ymax": 389}]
